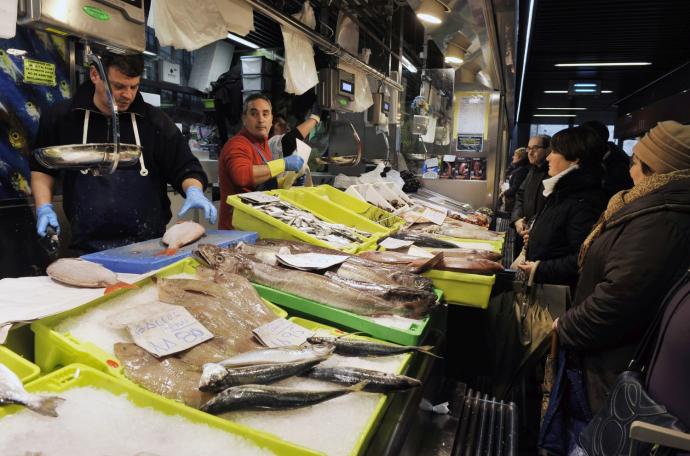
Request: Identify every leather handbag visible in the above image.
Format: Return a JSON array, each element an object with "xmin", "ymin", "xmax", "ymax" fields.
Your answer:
[{"xmin": 574, "ymin": 271, "xmax": 690, "ymax": 456}]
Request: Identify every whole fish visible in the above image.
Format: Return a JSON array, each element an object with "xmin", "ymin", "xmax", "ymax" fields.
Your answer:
[
  {"xmin": 432, "ymin": 226, "xmax": 503, "ymax": 242},
  {"xmin": 217, "ymin": 345, "xmax": 335, "ymax": 368},
  {"xmin": 305, "ymin": 366, "xmax": 421, "ymax": 393},
  {"xmin": 0, "ymin": 363, "xmax": 64, "ymax": 417},
  {"xmin": 307, "ymin": 336, "xmax": 436, "ymax": 357},
  {"xmin": 46, "ymin": 258, "xmax": 136, "ymax": 294},
  {"xmin": 360, "ymin": 248, "xmax": 503, "ymax": 263},
  {"xmin": 158, "ymin": 221, "xmax": 206, "ymax": 256},
  {"xmin": 391, "ymin": 233, "xmax": 460, "ymax": 249},
  {"xmin": 196, "ymin": 245, "xmax": 432, "ymax": 318},
  {"xmin": 199, "ymin": 357, "xmax": 329, "ymax": 393},
  {"xmin": 200, "ymin": 381, "xmax": 367, "ymax": 414},
  {"xmin": 436, "ymin": 257, "xmax": 504, "ymax": 275}
]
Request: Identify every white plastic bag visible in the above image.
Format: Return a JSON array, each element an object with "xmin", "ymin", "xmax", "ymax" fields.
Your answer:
[
  {"xmin": 335, "ymin": 12, "xmax": 359, "ymax": 55},
  {"xmin": 281, "ymin": 2, "xmax": 319, "ymax": 95}
]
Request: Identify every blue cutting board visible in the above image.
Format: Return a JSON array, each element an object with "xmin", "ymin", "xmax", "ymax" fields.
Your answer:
[{"xmin": 81, "ymin": 230, "xmax": 258, "ymax": 273}]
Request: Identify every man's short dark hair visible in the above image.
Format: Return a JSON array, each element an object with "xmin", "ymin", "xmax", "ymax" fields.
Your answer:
[
  {"xmin": 98, "ymin": 52, "xmax": 144, "ymax": 77},
  {"xmin": 537, "ymin": 134, "xmax": 551, "ymax": 149},
  {"xmin": 243, "ymin": 94, "xmax": 272, "ymax": 115},
  {"xmin": 581, "ymin": 120, "xmax": 610, "ymax": 142}
]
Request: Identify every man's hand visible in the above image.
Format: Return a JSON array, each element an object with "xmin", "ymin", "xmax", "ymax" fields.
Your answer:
[
  {"xmin": 36, "ymin": 203, "xmax": 60, "ymax": 237},
  {"xmin": 515, "ymin": 218, "xmax": 527, "ymax": 236},
  {"xmin": 516, "ymin": 260, "xmax": 536, "ymax": 276},
  {"xmin": 178, "ymin": 187, "xmax": 217, "ymax": 224}
]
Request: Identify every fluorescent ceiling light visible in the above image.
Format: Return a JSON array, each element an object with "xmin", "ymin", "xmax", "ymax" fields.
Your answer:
[
  {"xmin": 227, "ymin": 33, "xmax": 259, "ymax": 49},
  {"xmin": 516, "ymin": 0, "xmax": 536, "ymax": 122},
  {"xmin": 415, "ymin": 0, "xmax": 447, "ymax": 25},
  {"xmin": 573, "ymin": 83, "xmax": 597, "ymax": 87},
  {"xmin": 143, "ymin": 50, "xmax": 157, "ymax": 56},
  {"xmin": 402, "ymin": 56, "xmax": 418, "ymax": 73},
  {"xmin": 574, "ymin": 88, "xmax": 596, "ymax": 93},
  {"xmin": 601, "ymin": 90, "xmax": 613, "ymax": 94},
  {"xmin": 555, "ymin": 62, "xmax": 651, "ymax": 67},
  {"xmin": 544, "ymin": 90, "xmax": 568, "ymax": 94},
  {"xmin": 534, "ymin": 114, "xmax": 577, "ymax": 117},
  {"xmin": 538, "ymin": 107, "xmax": 587, "ymax": 110},
  {"xmin": 417, "ymin": 14, "xmax": 442, "ymax": 24}
]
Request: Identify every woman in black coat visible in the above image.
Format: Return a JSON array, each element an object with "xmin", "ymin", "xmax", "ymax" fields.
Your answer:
[
  {"xmin": 556, "ymin": 120, "xmax": 690, "ymax": 416},
  {"xmin": 516, "ymin": 127, "xmax": 607, "ymax": 288},
  {"xmin": 501, "ymin": 147, "xmax": 530, "ymax": 212}
]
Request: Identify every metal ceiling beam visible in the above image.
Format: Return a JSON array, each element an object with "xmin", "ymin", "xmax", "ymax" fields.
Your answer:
[{"xmin": 244, "ymin": 0, "xmax": 404, "ymax": 91}]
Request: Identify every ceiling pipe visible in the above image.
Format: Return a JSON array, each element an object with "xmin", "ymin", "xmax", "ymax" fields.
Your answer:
[{"xmin": 244, "ymin": 0, "xmax": 404, "ymax": 92}]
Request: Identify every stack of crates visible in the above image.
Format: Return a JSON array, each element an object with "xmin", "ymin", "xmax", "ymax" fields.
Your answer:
[{"xmin": 240, "ymin": 55, "xmax": 275, "ymax": 102}]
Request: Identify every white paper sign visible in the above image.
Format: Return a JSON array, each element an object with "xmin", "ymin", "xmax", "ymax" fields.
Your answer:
[
  {"xmin": 294, "ymin": 139, "xmax": 312, "ymax": 172},
  {"xmin": 127, "ymin": 307, "xmax": 214, "ymax": 357},
  {"xmin": 424, "ymin": 157, "xmax": 439, "ymax": 168},
  {"xmin": 379, "ymin": 237, "xmax": 415, "ymax": 250},
  {"xmin": 407, "ymin": 245, "xmax": 435, "ymax": 258},
  {"xmin": 421, "ymin": 208, "xmax": 447, "ymax": 225},
  {"xmin": 276, "ymin": 253, "xmax": 349, "ymax": 271},
  {"xmin": 239, "ymin": 192, "xmax": 280, "ymax": 204},
  {"xmin": 253, "ymin": 318, "xmax": 313, "ymax": 347},
  {"xmin": 443, "ymin": 154, "xmax": 456, "ymax": 162}
]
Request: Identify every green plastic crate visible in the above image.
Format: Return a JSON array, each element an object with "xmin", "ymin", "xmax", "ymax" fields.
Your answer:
[
  {"xmin": 0, "ymin": 364, "xmax": 321, "ymax": 456},
  {"xmin": 422, "ymin": 269, "xmax": 495, "ymax": 309},
  {"xmin": 228, "ymin": 189, "xmax": 388, "ymax": 254},
  {"xmin": 288, "ymin": 317, "xmax": 413, "ymax": 456},
  {"xmin": 252, "ymin": 284, "xmax": 442, "ymax": 346},
  {"xmin": 32, "ymin": 258, "xmax": 288, "ymax": 376},
  {"xmin": 296, "ymin": 185, "xmax": 406, "ymax": 232},
  {"xmin": 0, "ymin": 345, "xmax": 40, "ymax": 384}
]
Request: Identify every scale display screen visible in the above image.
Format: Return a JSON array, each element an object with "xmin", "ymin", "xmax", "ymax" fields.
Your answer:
[
  {"xmin": 383, "ymin": 102, "xmax": 390, "ymax": 113},
  {"xmin": 340, "ymin": 80, "xmax": 354, "ymax": 94}
]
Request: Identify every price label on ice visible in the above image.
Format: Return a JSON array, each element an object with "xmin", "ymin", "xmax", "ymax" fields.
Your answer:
[
  {"xmin": 421, "ymin": 207, "xmax": 447, "ymax": 225},
  {"xmin": 127, "ymin": 306, "xmax": 214, "ymax": 357},
  {"xmin": 276, "ymin": 252, "xmax": 349, "ymax": 271},
  {"xmin": 253, "ymin": 318, "xmax": 313, "ymax": 348},
  {"xmin": 379, "ymin": 237, "xmax": 414, "ymax": 250}
]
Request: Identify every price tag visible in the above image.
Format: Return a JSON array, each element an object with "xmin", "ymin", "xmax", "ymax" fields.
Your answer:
[
  {"xmin": 253, "ymin": 318, "xmax": 314, "ymax": 347},
  {"xmin": 379, "ymin": 237, "xmax": 414, "ymax": 250},
  {"xmin": 239, "ymin": 192, "xmax": 280, "ymax": 204},
  {"xmin": 407, "ymin": 245, "xmax": 435, "ymax": 258},
  {"xmin": 443, "ymin": 154, "xmax": 456, "ymax": 162},
  {"xmin": 276, "ymin": 252, "xmax": 349, "ymax": 271},
  {"xmin": 127, "ymin": 306, "xmax": 214, "ymax": 357},
  {"xmin": 424, "ymin": 157, "xmax": 439, "ymax": 168},
  {"xmin": 421, "ymin": 207, "xmax": 447, "ymax": 225}
]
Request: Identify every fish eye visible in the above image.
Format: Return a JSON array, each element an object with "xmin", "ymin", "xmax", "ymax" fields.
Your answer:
[{"xmin": 215, "ymin": 254, "xmax": 225, "ymax": 263}]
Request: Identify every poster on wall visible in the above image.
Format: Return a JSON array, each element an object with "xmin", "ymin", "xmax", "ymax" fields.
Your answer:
[
  {"xmin": 456, "ymin": 133, "xmax": 484, "ymax": 153},
  {"xmin": 470, "ymin": 158, "xmax": 487, "ymax": 180}
]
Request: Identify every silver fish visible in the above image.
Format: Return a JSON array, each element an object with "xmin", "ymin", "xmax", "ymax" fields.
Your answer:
[
  {"xmin": 305, "ymin": 366, "xmax": 422, "ymax": 393},
  {"xmin": 217, "ymin": 345, "xmax": 335, "ymax": 368},
  {"xmin": 0, "ymin": 363, "xmax": 64, "ymax": 417},
  {"xmin": 200, "ymin": 381, "xmax": 367, "ymax": 414},
  {"xmin": 306, "ymin": 336, "xmax": 437, "ymax": 357},
  {"xmin": 199, "ymin": 357, "xmax": 328, "ymax": 393}
]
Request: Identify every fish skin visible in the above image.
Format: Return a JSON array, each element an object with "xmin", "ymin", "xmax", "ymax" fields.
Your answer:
[
  {"xmin": 306, "ymin": 336, "xmax": 435, "ymax": 357},
  {"xmin": 0, "ymin": 363, "xmax": 64, "ymax": 417},
  {"xmin": 161, "ymin": 221, "xmax": 206, "ymax": 252},
  {"xmin": 199, "ymin": 357, "xmax": 329, "ymax": 393},
  {"xmin": 305, "ymin": 366, "xmax": 421, "ymax": 393},
  {"xmin": 217, "ymin": 345, "xmax": 336, "ymax": 368},
  {"xmin": 391, "ymin": 233, "xmax": 460, "ymax": 249},
  {"xmin": 47, "ymin": 258, "xmax": 119, "ymax": 288},
  {"xmin": 200, "ymin": 382, "xmax": 366, "ymax": 414}
]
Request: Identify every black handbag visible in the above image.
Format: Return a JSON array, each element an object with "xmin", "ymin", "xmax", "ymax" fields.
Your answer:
[{"xmin": 575, "ymin": 271, "xmax": 690, "ymax": 456}]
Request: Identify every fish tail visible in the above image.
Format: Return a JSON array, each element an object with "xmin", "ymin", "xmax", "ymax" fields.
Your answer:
[
  {"xmin": 349, "ymin": 380, "xmax": 369, "ymax": 392},
  {"xmin": 27, "ymin": 395, "xmax": 65, "ymax": 417},
  {"xmin": 104, "ymin": 282, "xmax": 138, "ymax": 295},
  {"xmin": 417, "ymin": 345, "xmax": 443, "ymax": 359},
  {"xmin": 155, "ymin": 248, "xmax": 178, "ymax": 256}
]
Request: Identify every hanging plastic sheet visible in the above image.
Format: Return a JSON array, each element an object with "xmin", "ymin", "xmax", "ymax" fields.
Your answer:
[
  {"xmin": 149, "ymin": 0, "xmax": 254, "ymax": 51},
  {"xmin": 335, "ymin": 12, "xmax": 359, "ymax": 55},
  {"xmin": 280, "ymin": 2, "xmax": 319, "ymax": 95}
]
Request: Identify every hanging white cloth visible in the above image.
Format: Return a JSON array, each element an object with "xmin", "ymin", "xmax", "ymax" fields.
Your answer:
[
  {"xmin": 149, "ymin": 0, "xmax": 254, "ymax": 51},
  {"xmin": 281, "ymin": 2, "xmax": 319, "ymax": 95}
]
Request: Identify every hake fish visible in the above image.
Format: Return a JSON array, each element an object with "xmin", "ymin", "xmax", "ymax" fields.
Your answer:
[
  {"xmin": 158, "ymin": 221, "xmax": 205, "ymax": 255},
  {"xmin": 46, "ymin": 258, "xmax": 137, "ymax": 294},
  {"xmin": 199, "ymin": 357, "xmax": 329, "ymax": 393},
  {"xmin": 216, "ymin": 345, "xmax": 336, "ymax": 368},
  {"xmin": 0, "ymin": 363, "xmax": 64, "ymax": 417},
  {"xmin": 305, "ymin": 366, "xmax": 421, "ymax": 393},
  {"xmin": 307, "ymin": 336, "xmax": 437, "ymax": 357},
  {"xmin": 200, "ymin": 382, "xmax": 367, "ymax": 414}
]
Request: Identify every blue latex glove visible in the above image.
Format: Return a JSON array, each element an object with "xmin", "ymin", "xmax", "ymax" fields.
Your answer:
[
  {"xmin": 284, "ymin": 154, "xmax": 304, "ymax": 172},
  {"xmin": 36, "ymin": 203, "xmax": 60, "ymax": 237},
  {"xmin": 178, "ymin": 187, "xmax": 217, "ymax": 224}
]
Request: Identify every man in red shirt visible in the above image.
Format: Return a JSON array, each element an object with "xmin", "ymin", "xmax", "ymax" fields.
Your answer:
[{"xmin": 218, "ymin": 94, "xmax": 304, "ymax": 229}]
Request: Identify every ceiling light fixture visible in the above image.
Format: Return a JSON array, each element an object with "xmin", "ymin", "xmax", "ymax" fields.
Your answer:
[
  {"xmin": 544, "ymin": 90, "xmax": 568, "ymax": 94},
  {"xmin": 534, "ymin": 114, "xmax": 577, "ymax": 117},
  {"xmin": 538, "ymin": 107, "xmax": 587, "ymax": 110},
  {"xmin": 601, "ymin": 90, "xmax": 613, "ymax": 94},
  {"xmin": 555, "ymin": 62, "xmax": 651, "ymax": 67},
  {"xmin": 415, "ymin": 0, "xmax": 450, "ymax": 25},
  {"xmin": 574, "ymin": 88, "xmax": 596, "ymax": 93},
  {"xmin": 444, "ymin": 33, "xmax": 467, "ymax": 66},
  {"xmin": 572, "ymin": 83, "xmax": 597, "ymax": 87},
  {"xmin": 402, "ymin": 56, "xmax": 418, "ymax": 73},
  {"xmin": 227, "ymin": 33, "xmax": 260, "ymax": 49},
  {"xmin": 516, "ymin": 0, "xmax": 536, "ymax": 122}
]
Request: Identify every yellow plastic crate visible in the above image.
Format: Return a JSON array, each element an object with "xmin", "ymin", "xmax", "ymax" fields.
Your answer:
[
  {"xmin": 32, "ymin": 258, "xmax": 287, "ymax": 376},
  {"xmin": 422, "ymin": 269, "xmax": 496, "ymax": 309},
  {"xmin": 0, "ymin": 345, "xmax": 40, "ymax": 384},
  {"xmin": 0, "ymin": 364, "xmax": 321, "ymax": 455},
  {"xmin": 228, "ymin": 190, "xmax": 388, "ymax": 253}
]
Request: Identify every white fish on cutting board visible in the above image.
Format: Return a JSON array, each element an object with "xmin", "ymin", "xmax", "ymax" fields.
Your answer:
[
  {"xmin": 0, "ymin": 363, "xmax": 64, "ymax": 417},
  {"xmin": 158, "ymin": 221, "xmax": 206, "ymax": 256}
]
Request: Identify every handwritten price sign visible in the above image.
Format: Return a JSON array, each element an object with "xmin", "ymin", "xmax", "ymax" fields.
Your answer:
[
  {"xmin": 253, "ymin": 318, "xmax": 313, "ymax": 348},
  {"xmin": 127, "ymin": 306, "xmax": 214, "ymax": 357}
]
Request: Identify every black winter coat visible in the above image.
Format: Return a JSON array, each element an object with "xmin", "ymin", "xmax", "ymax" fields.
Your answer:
[
  {"xmin": 602, "ymin": 141, "xmax": 633, "ymax": 198},
  {"xmin": 511, "ymin": 161, "xmax": 549, "ymax": 225},
  {"xmin": 526, "ymin": 167, "xmax": 606, "ymax": 287},
  {"xmin": 558, "ymin": 177, "xmax": 690, "ymax": 414}
]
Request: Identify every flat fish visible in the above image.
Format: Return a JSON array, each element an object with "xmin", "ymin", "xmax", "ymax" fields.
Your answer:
[
  {"xmin": 46, "ymin": 258, "xmax": 136, "ymax": 294},
  {"xmin": 158, "ymin": 221, "xmax": 206, "ymax": 256},
  {"xmin": 0, "ymin": 363, "xmax": 64, "ymax": 417},
  {"xmin": 201, "ymin": 382, "xmax": 367, "ymax": 414},
  {"xmin": 305, "ymin": 366, "xmax": 422, "ymax": 393}
]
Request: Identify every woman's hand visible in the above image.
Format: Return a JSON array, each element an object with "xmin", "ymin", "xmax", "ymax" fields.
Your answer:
[{"xmin": 517, "ymin": 261, "xmax": 536, "ymax": 275}]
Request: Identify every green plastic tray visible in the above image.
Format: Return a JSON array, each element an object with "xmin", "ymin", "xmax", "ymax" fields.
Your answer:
[
  {"xmin": 0, "ymin": 364, "xmax": 321, "ymax": 456},
  {"xmin": 422, "ymin": 269, "xmax": 495, "ymax": 309},
  {"xmin": 288, "ymin": 317, "xmax": 413, "ymax": 456},
  {"xmin": 228, "ymin": 189, "xmax": 388, "ymax": 253},
  {"xmin": 32, "ymin": 258, "xmax": 288, "ymax": 376},
  {"xmin": 0, "ymin": 345, "xmax": 40, "ymax": 384},
  {"xmin": 252, "ymin": 284, "xmax": 441, "ymax": 346}
]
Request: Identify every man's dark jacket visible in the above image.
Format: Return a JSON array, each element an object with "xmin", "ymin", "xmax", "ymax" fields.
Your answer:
[
  {"xmin": 602, "ymin": 141, "xmax": 633, "ymax": 198},
  {"xmin": 30, "ymin": 81, "xmax": 207, "ymax": 252},
  {"xmin": 511, "ymin": 161, "xmax": 549, "ymax": 225}
]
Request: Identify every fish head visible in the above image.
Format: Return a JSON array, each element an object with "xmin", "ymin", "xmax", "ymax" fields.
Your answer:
[
  {"xmin": 194, "ymin": 244, "xmax": 224, "ymax": 267},
  {"xmin": 311, "ymin": 343, "xmax": 336, "ymax": 357},
  {"xmin": 195, "ymin": 244, "xmax": 248, "ymax": 273}
]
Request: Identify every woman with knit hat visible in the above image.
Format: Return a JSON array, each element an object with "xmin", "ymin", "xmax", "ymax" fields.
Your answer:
[{"xmin": 553, "ymin": 120, "xmax": 690, "ymax": 418}]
